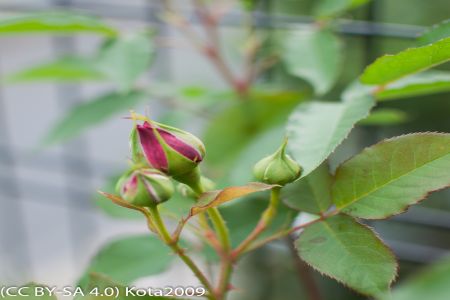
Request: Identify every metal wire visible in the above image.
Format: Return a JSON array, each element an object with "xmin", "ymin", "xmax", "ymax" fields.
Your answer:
[{"xmin": 0, "ymin": 0, "xmax": 424, "ymax": 39}]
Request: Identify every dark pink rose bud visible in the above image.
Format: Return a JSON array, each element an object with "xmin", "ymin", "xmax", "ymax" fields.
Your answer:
[{"xmin": 130, "ymin": 120, "xmax": 206, "ymax": 177}]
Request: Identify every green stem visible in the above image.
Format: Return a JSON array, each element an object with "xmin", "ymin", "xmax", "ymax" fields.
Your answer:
[
  {"xmin": 209, "ymin": 207, "xmax": 233, "ymax": 299},
  {"xmin": 262, "ymin": 187, "xmax": 281, "ymax": 223},
  {"xmin": 216, "ymin": 257, "xmax": 233, "ymax": 300},
  {"xmin": 207, "ymin": 207, "xmax": 231, "ymax": 251},
  {"xmin": 186, "ymin": 174, "xmax": 232, "ymax": 252},
  {"xmin": 187, "ymin": 175, "xmax": 233, "ymax": 300},
  {"xmin": 175, "ymin": 166, "xmax": 233, "ymax": 299},
  {"xmin": 232, "ymin": 187, "xmax": 281, "ymax": 259},
  {"xmin": 148, "ymin": 205, "xmax": 216, "ymax": 298}
]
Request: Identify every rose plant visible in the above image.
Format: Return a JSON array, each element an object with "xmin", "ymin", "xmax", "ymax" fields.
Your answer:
[{"xmin": 0, "ymin": 1, "xmax": 450, "ymax": 300}]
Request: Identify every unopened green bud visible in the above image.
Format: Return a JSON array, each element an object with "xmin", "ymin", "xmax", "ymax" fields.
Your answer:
[
  {"xmin": 253, "ymin": 139, "xmax": 302, "ymax": 185},
  {"xmin": 116, "ymin": 169, "xmax": 174, "ymax": 207}
]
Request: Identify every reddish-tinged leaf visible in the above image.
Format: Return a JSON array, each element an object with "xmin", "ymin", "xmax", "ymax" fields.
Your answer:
[
  {"xmin": 189, "ymin": 183, "xmax": 277, "ymax": 217},
  {"xmin": 98, "ymin": 191, "xmax": 156, "ymax": 232}
]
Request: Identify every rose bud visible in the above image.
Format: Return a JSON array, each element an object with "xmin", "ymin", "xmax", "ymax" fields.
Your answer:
[
  {"xmin": 116, "ymin": 169, "xmax": 174, "ymax": 206},
  {"xmin": 253, "ymin": 139, "xmax": 302, "ymax": 185},
  {"xmin": 130, "ymin": 120, "xmax": 206, "ymax": 178}
]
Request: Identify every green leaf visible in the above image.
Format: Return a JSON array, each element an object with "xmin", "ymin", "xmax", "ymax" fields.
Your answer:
[
  {"xmin": 240, "ymin": 0, "xmax": 259, "ymax": 10},
  {"xmin": 78, "ymin": 273, "xmax": 182, "ymax": 299},
  {"xmin": 332, "ymin": 133, "xmax": 450, "ymax": 219},
  {"xmin": 376, "ymin": 71, "xmax": 450, "ymax": 101},
  {"xmin": 418, "ymin": 19, "xmax": 450, "ymax": 45},
  {"xmin": 360, "ymin": 37, "xmax": 450, "ymax": 85},
  {"xmin": 346, "ymin": 71, "xmax": 450, "ymax": 102},
  {"xmin": 296, "ymin": 215, "xmax": 397, "ymax": 296},
  {"xmin": 5, "ymin": 57, "xmax": 105, "ymax": 82},
  {"xmin": 282, "ymin": 162, "xmax": 332, "ymax": 214},
  {"xmin": 280, "ymin": 28, "xmax": 342, "ymax": 95},
  {"xmin": 286, "ymin": 95, "xmax": 374, "ymax": 178},
  {"xmin": 78, "ymin": 235, "xmax": 173, "ymax": 288},
  {"xmin": 379, "ymin": 255, "xmax": 450, "ymax": 300},
  {"xmin": 96, "ymin": 32, "xmax": 154, "ymax": 91},
  {"xmin": 0, "ymin": 283, "xmax": 56, "ymax": 300},
  {"xmin": 0, "ymin": 12, "xmax": 116, "ymax": 36},
  {"xmin": 204, "ymin": 89, "xmax": 304, "ymax": 166},
  {"xmin": 313, "ymin": 0, "xmax": 371, "ymax": 18},
  {"xmin": 359, "ymin": 109, "xmax": 409, "ymax": 126},
  {"xmin": 43, "ymin": 90, "xmax": 147, "ymax": 145},
  {"xmin": 6, "ymin": 32, "xmax": 154, "ymax": 88}
]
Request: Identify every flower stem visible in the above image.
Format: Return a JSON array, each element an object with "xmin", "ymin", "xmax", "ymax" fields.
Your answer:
[
  {"xmin": 148, "ymin": 205, "xmax": 216, "ymax": 298},
  {"xmin": 231, "ymin": 187, "xmax": 281, "ymax": 260},
  {"xmin": 208, "ymin": 208, "xmax": 233, "ymax": 299},
  {"xmin": 207, "ymin": 207, "xmax": 231, "ymax": 251},
  {"xmin": 190, "ymin": 177, "xmax": 233, "ymax": 300}
]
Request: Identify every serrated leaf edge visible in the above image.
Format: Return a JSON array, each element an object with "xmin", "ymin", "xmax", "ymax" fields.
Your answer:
[{"xmin": 294, "ymin": 215, "xmax": 399, "ymax": 297}]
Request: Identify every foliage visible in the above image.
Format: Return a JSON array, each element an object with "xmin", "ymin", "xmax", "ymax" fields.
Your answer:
[
  {"xmin": 77, "ymin": 235, "xmax": 173, "ymax": 288},
  {"xmin": 1, "ymin": 2, "xmax": 450, "ymax": 300},
  {"xmin": 296, "ymin": 215, "xmax": 397, "ymax": 296},
  {"xmin": 280, "ymin": 27, "xmax": 342, "ymax": 95},
  {"xmin": 379, "ymin": 255, "xmax": 450, "ymax": 300}
]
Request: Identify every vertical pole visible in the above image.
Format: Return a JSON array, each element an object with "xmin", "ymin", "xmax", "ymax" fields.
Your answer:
[
  {"xmin": 51, "ymin": 0, "xmax": 97, "ymax": 269},
  {"xmin": 0, "ymin": 58, "xmax": 32, "ymax": 283}
]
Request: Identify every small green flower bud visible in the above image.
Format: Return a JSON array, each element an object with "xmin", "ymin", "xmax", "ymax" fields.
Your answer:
[
  {"xmin": 116, "ymin": 169, "xmax": 174, "ymax": 207},
  {"xmin": 253, "ymin": 139, "xmax": 302, "ymax": 185}
]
